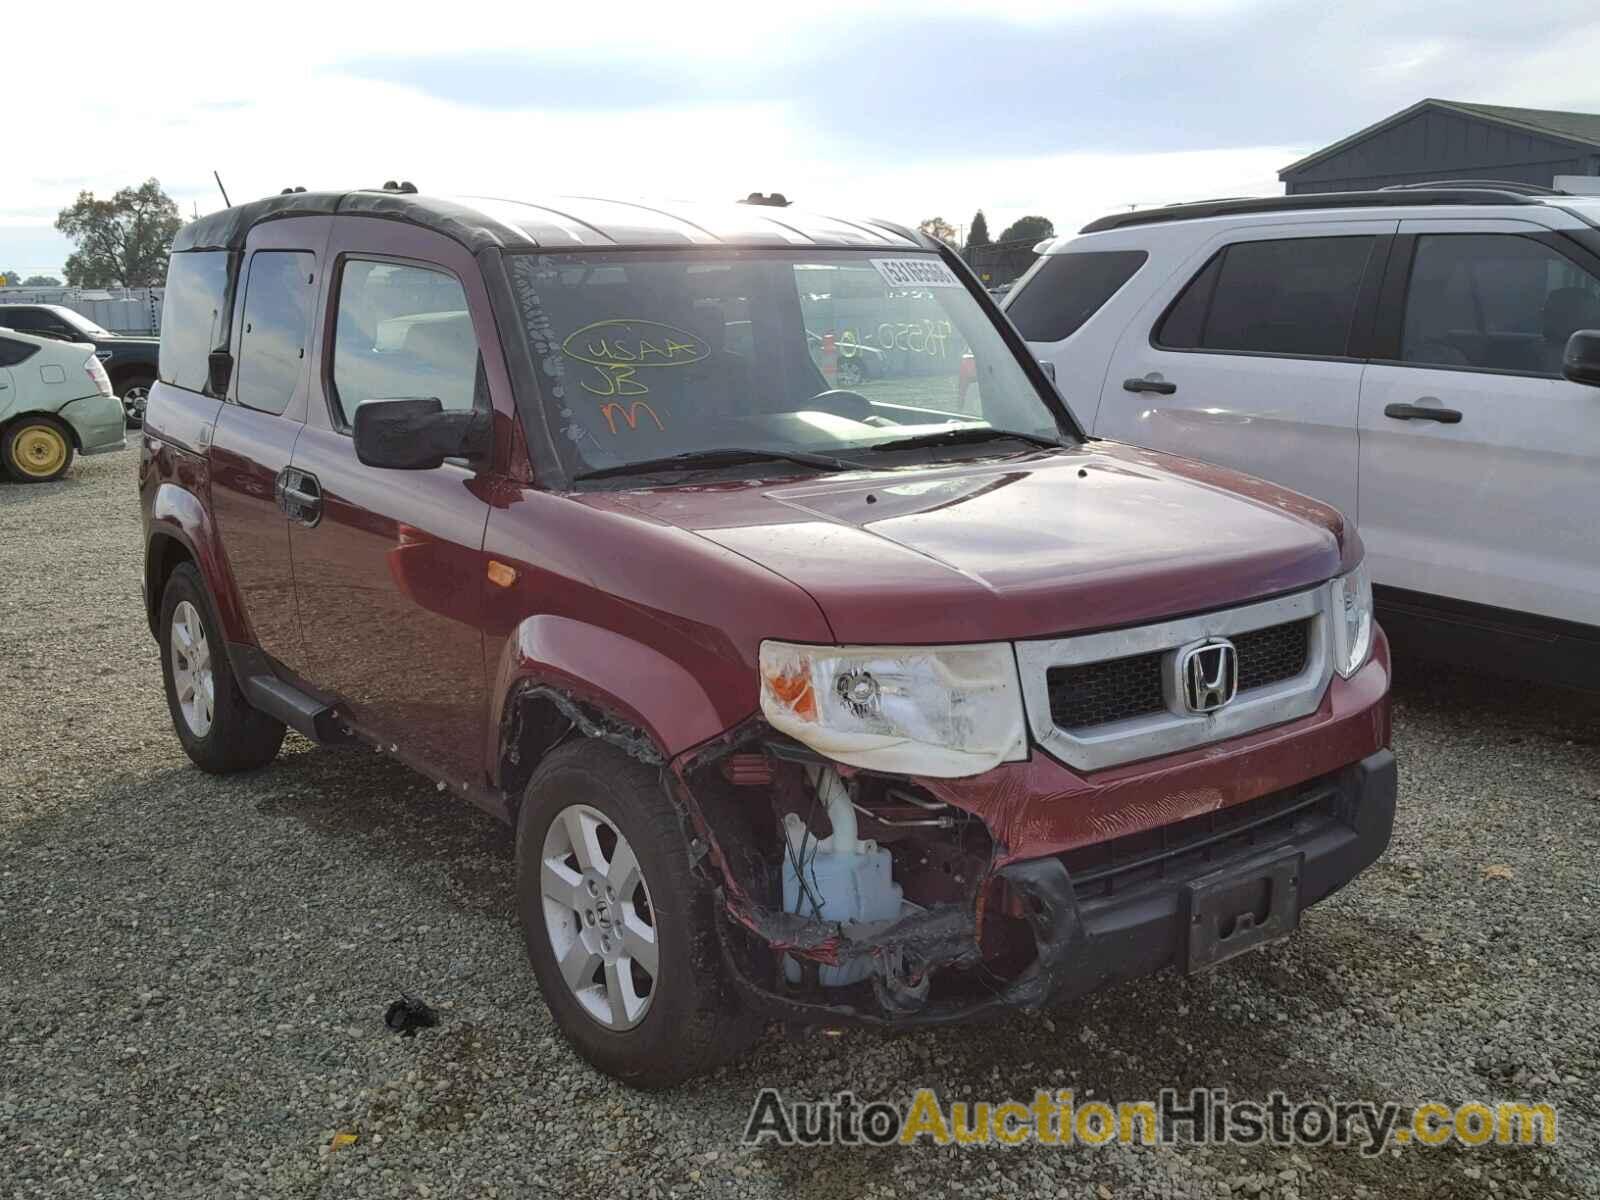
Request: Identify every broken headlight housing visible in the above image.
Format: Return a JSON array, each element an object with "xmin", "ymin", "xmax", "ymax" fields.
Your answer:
[
  {"xmin": 1330, "ymin": 563, "xmax": 1374, "ymax": 679},
  {"xmin": 758, "ymin": 641, "xmax": 1027, "ymax": 778}
]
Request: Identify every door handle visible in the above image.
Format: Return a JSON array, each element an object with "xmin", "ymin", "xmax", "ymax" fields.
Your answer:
[
  {"xmin": 1123, "ymin": 377, "xmax": 1177, "ymax": 395},
  {"xmin": 275, "ymin": 468, "xmax": 323, "ymax": 526},
  {"xmin": 1384, "ymin": 402, "xmax": 1462, "ymax": 424}
]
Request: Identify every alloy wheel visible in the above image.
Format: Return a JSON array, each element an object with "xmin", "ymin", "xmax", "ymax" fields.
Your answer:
[
  {"xmin": 122, "ymin": 384, "xmax": 150, "ymax": 424},
  {"xmin": 540, "ymin": 803, "xmax": 660, "ymax": 1029},
  {"xmin": 169, "ymin": 600, "xmax": 215, "ymax": 738}
]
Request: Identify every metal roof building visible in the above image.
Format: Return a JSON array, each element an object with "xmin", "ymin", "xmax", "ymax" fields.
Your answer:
[{"xmin": 1279, "ymin": 98, "xmax": 1600, "ymax": 195}]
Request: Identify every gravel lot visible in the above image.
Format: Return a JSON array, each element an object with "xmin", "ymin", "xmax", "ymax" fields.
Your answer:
[{"xmin": 3, "ymin": 450, "xmax": 1597, "ymax": 1199}]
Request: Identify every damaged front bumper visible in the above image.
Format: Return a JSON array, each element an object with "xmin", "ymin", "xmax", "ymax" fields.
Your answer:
[{"xmin": 715, "ymin": 750, "xmax": 1397, "ymax": 1027}]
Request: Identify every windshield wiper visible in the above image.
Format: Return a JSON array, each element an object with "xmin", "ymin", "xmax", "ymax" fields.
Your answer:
[
  {"xmin": 868, "ymin": 427, "xmax": 1064, "ymax": 453},
  {"xmin": 573, "ymin": 446, "xmax": 873, "ymax": 482}
]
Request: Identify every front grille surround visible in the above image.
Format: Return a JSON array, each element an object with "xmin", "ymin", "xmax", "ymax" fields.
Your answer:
[
  {"xmin": 1015, "ymin": 585, "xmax": 1335, "ymax": 773},
  {"xmin": 1046, "ymin": 617, "xmax": 1312, "ymax": 731}
]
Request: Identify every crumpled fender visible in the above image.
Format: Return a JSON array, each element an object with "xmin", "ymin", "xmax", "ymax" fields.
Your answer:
[
  {"xmin": 146, "ymin": 478, "xmax": 252, "ymax": 643},
  {"xmin": 487, "ymin": 614, "xmax": 733, "ymax": 782}
]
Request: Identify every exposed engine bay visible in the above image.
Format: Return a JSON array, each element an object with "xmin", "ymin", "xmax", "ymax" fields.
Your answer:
[{"xmin": 670, "ymin": 729, "xmax": 1057, "ymax": 1026}]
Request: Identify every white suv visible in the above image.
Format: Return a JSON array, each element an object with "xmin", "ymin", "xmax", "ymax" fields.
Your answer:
[{"xmin": 1006, "ymin": 185, "xmax": 1600, "ymax": 689}]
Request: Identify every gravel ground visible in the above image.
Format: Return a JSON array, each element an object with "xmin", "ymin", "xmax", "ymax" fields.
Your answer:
[{"xmin": 3, "ymin": 450, "xmax": 1597, "ymax": 1199}]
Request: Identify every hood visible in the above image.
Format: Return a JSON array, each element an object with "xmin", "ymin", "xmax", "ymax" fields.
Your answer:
[{"xmin": 595, "ymin": 441, "xmax": 1357, "ymax": 644}]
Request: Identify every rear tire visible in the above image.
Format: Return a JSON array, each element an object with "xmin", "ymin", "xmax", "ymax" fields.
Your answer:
[
  {"xmin": 3, "ymin": 416, "xmax": 75, "ymax": 482},
  {"xmin": 158, "ymin": 563, "xmax": 286, "ymax": 773},
  {"xmin": 516, "ymin": 739, "xmax": 763, "ymax": 1088}
]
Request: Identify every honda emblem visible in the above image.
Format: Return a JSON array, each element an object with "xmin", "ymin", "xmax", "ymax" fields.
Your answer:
[{"xmin": 1179, "ymin": 639, "xmax": 1238, "ymax": 713}]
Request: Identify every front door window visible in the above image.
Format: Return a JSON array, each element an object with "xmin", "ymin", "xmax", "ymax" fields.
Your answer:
[
  {"xmin": 331, "ymin": 259, "xmax": 480, "ymax": 428},
  {"xmin": 1400, "ymin": 234, "xmax": 1600, "ymax": 376}
]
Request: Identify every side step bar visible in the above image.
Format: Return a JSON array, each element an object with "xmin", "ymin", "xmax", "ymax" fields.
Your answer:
[{"xmin": 241, "ymin": 674, "xmax": 354, "ymax": 744}]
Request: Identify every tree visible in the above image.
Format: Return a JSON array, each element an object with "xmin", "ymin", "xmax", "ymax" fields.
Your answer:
[
  {"xmin": 55, "ymin": 178, "xmax": 182, "ymax": 287},
  {"xmin": 964, "ymin": 210, "xmax": 991, "ymax": 255},
  {"xmin": 22, "ymin": 275, "xmax": 62, "ymax": 287},
  {"xmin": 918, "ymin": 216, "xmax": 958, "ymax": 247},
  {"xmin": 0, "ymin": 270, "xmax": 19, "ymax": 287},
  {"xmin": 996, "ymin": 215, "xmax": 1055, "ymax": 247}
]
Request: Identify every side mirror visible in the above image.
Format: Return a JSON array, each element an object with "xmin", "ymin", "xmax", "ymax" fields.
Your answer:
[
  {"xmin": 352, "ymin": 397, "xmax": 492, "ymax": 470},
  {"xmin": 1563, "ymin": 329, "xmax": 1600, "ymax": 388}
]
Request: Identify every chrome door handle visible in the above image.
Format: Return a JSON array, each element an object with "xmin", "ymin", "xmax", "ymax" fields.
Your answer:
[{"xmin": 275, "ymin": 467, "xmax": 323, "ymax": 526}]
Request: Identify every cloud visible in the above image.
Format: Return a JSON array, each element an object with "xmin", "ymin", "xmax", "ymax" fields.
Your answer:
[
  {"xmin": 7, "ymin": 0, "xmax": 1600, "ymax": 277},
  {"xmin": 338, "ymin": 0, "xmax": 1600, "ymax": 160}
]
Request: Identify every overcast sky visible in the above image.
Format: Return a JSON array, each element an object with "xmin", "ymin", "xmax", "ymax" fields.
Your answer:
[{"xmin": 8, "ymin": 0, "xmax": 1600, "ymax": 277}]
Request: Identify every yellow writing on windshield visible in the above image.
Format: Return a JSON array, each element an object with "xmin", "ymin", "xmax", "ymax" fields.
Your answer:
[
  {"xmin": 563, "ymin": 320, "xmax": 709, "ymax": 369},
  {"xmin": 562, "ymin": 319, "xmax": 710, "ymax": 413}
]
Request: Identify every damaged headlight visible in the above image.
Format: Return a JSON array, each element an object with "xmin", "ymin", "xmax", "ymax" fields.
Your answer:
[
  {"xmin": 758, "ymin": 641, "xmax": 1027, "ymax": 777},
  {"xmin": 1330, "ymin": 563, "xmax": 1374, "ymax": 679}
]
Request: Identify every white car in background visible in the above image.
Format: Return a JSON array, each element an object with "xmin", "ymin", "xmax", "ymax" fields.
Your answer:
[
  {"xmin": 1006, "ymin": 184, "xmax": 1600, "ymax": 689},
  {"xmin": 0, "ymin": 329, "xmax": 126, "ymax": 481}
]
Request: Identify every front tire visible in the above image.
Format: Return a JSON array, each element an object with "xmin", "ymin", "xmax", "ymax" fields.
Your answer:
[
  {"xmin": 516, "ymin": 740, "xmax": 763, "ymax": 1088},
  {"xmin": 158, "ymin": 563, "xmax": 286, "ymax": 773},
  {"xmin": 3, "ymin": 416, "xmax": 75, "ymax": 482}
]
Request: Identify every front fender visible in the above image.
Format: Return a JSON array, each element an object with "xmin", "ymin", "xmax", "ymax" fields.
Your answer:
[
  {"xmin": 488, "ymin": 614, "xmax": 735, "ymax": 784},
  {"xmin": 146, "ymin": 478, "xmax": 252, "ymax": 644}
]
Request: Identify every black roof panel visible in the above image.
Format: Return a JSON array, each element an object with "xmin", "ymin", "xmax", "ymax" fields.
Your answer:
[{"xmin": 171, "ymin": 191, "xmax": 925, "ymax": 255}]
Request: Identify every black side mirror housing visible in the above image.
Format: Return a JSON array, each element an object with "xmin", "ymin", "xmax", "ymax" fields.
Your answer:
[
  {"xmin": 1563, "ymin": 329, "xmax": 1600, "ymax": 388},
  {"xmin": 352, "ymin": 397, "xmax": 492, "ymax": 470}
]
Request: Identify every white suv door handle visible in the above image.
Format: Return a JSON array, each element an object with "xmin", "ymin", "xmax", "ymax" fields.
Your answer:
[
  {"xmin": 1384, "ymin": 401, "xmax": 1462, "ymax": 424},
  {"xmin": 1124, "ymin": 376, "xmax": 1177, "ymax": 395}
]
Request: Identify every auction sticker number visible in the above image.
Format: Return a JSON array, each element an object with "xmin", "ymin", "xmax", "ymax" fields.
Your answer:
[{"xmin": 870, "ymin": 257, "xmax": 963, "ymax": 289}]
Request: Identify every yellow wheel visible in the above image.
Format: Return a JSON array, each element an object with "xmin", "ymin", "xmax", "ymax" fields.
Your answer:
[{"xmin": 3, "ymin": 417, "xmax": 75, "ymax": 482}]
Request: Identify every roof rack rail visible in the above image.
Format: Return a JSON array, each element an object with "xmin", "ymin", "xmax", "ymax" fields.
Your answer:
[
  {"xmin": 1382, "ymin": 179, "xmax": 1569, "ymax": 196},
  {"xmin": 1079, "ymin": 188, "xmax": 1547, "ymax": 235}
]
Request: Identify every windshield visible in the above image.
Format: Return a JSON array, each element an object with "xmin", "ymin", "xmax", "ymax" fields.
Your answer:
[
  {"xmin": 507, "ymin": 249, "xmax": 1071, "ymax": 478},
  {"xmin": 59, "ymin": 309, "xmax": 113, "ymax": 338}
]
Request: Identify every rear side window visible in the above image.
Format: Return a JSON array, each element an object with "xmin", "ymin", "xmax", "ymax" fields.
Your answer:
[
  {"xmin": 160, "ymin": 252, "xmax": 232, "ymax": 394},
  {"xmin": 330, "ymin": 260, "xmax": 479, "ymax": 427},
  {"xmin": 0, "ymin": 335, "xmax": 39, "ymax": 366},
  {"xmin": 0, "ymin": 309, "xmax": 45, "ymax": 333},
  {"xmin": 1156, "ymin": 236, "xmax": 1375, "ymax": 358},
  {"xmin": 236, "ymin": 251, "xmax": 317, "ymax": 415},
  {"xmin": 1006, "ymin": 250, "xmax": 1148, "ymax": 341}
]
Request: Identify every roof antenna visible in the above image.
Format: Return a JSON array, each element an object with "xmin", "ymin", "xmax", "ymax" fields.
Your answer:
[{"xmin": 213, "ymin": 170, "xmax": 232, "ymax": 208}]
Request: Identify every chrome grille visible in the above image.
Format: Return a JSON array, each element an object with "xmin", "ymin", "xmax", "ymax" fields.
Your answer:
[
  {"xmin": 1017, "ymin": 585, "xmax": 1334, "ymax": 773},
  {"xmin": 1046, "ymin": 617, "xmax": 1312, "ymax": 731}
]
